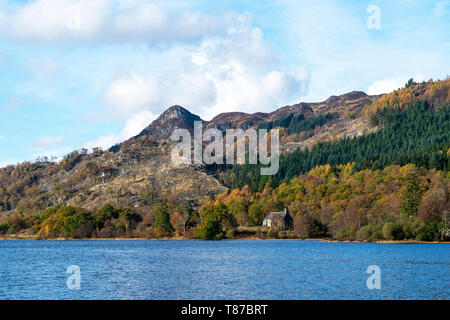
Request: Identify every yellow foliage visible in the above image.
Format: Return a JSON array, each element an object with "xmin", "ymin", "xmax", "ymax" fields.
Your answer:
[
  {"xmin": 363, "ymin": 78, "xmax": 450, "ymax": 116},
  {"xmin": 341, "ymin": 163, "xmax": 353, "ymax": 178},
  {"xmin": 309, "ymin": 164, "xmax": 331, "ymax": 179}
]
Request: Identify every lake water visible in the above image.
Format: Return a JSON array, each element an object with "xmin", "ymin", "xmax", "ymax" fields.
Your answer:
[{"xmin": 0, "ymin": 240, "xmax": 448, "ymax": 300}]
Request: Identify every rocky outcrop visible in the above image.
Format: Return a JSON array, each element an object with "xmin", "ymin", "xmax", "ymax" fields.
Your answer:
[{"xmin": 137, "ymin": 105, "xmax": 204, "ymax": 140}]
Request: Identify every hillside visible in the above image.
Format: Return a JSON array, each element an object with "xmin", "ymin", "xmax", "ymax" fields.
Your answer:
[
  {"xmin": 0, "ymin": 87, "xmax": 381, "ymax": 216},
  {"xmin": 0, "ymin": 78, "xmax": 449, "ymax": 241}
]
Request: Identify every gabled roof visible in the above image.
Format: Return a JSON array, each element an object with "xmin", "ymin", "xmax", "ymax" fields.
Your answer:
[{"xmin": 265, "ymin": 211, "xmax": 286, "ymax": 220}]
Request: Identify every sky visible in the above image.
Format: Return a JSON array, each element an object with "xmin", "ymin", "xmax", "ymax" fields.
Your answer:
[{"xmin": 0, "ymin": 0, "xmax": 449, "ymax": 166}]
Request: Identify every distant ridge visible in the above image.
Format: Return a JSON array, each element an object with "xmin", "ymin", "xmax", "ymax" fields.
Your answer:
[{"xmin": 113, "ymin": 90, "xmax": 377, "ymax": 151}]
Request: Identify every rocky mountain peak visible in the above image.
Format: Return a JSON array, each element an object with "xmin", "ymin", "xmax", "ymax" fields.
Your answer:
[
  {"xmin": 159, "ymin": 105, "xmax": 193, "ymax": 122},
  {"xmin": 136, "ymin": 105, "xmax": 203, "ymax": 140}
]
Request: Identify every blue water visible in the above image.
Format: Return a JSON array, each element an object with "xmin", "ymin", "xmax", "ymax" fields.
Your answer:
[{"xmin": 0, "ymin": 240, "xmax": 448, "ymax": 300}]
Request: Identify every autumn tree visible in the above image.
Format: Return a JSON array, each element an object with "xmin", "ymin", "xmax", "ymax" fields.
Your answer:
[
  {"xmin": 195, "ymin": 201, "xmax": 235, "ymax": 240},
  {"xmin": 170, "ymin": 212, "xmax": 186, "ymax": 235}
]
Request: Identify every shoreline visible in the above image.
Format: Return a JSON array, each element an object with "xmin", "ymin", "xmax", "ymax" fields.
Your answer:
[{"xmin": 1, "ymin": 235, "xmax": 448, "ymax": 243}]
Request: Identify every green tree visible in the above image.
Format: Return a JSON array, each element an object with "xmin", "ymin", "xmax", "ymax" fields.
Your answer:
[
  {"xmin": 195, "ymin": 202, "xmax": 235, "ymax": 240},
  {"xmin": 400, "ymin": 166, "xmax": 425, "ymax": 218},
  {"xmin": 55, "ymin": 206, "xmax": 94, "ymax": 238},
  {"xmin": 248, "ymin": 203, "xmax": 264, "ymax": 226},
  {"xmin": 405, "ymin": 78, "xmax": 417, "ymax": 88},
  {"xmin": 99, "ymin": 203, "xmax": 119, "ymax": 219},
  {"xmin": 153, "ymin": 203, "xmax": 174, "ymax": 236}
]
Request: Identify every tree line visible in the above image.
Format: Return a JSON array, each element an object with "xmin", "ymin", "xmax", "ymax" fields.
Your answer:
[{"xmin": 227, "ymin": 100, "xmax": 449, "ymax": 192}]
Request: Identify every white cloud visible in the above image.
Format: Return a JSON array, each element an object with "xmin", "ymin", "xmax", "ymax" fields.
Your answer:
[
  {"xmin": 100, "ymin": 23, "xmax": 310, "ymax": 120},
  {"xmin": 33, "ymin": 136, "xmax": 66, "ymax": 148},
  {"xmin": 367, "ymin": 77, "xmax": 407, "ymax": 95},
  {"xmin": 102, "ymin": 73, "xmax": 160, "ymax": 115},
  {"xmin": 160, "ymin": 71, "xmax": 217, "ymax": 111},
  {"xmin": 83, "ymin": 110, "xmax": 157, "ymax": 150},
  {"xmin": 368, "ymin": 75, "xmax": 425, "ymax": 95},
  {"xmin": 0, "ymin": 0, "xmax": 242, "ymax": 44},
  {"xmin": 2, "ymin": 0, "xmax": 310, "ymax": 156},
  {"xmin": 120, "ymin": 110, "xmax": 157, "ymax": 139}
]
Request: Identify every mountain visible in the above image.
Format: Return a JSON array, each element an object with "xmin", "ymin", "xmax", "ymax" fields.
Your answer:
[
  {"xmin": 205, "ymin": 112, "xmax": 268, "ymax": 132},
  {"xmin": 137, "ymin": 105, "xmax": 204, "ymax": 140},
  {"xmin": 110, "ymin": 89, "xmax": 379, "ymax": 153},
  {"xmin": 0, "ymin": 79, "xmax": 448, "ymax": 240}
]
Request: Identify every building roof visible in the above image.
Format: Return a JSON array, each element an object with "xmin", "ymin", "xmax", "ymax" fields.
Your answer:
[{"xmin": 265, "ymin": 211, "xmax": 287, "ymax": 220}]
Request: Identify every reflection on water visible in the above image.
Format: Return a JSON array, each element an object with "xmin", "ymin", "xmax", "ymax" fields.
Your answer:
[{"xmin": 0, "ymin": 240, "xmax": 448, "ymax": 299}]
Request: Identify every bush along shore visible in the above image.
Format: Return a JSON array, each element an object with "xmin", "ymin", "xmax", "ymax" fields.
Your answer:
[{"xmin": 1, "ymin": 163, "xmax": 448, "ymax": 242}]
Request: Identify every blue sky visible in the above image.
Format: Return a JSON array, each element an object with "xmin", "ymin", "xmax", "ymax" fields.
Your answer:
[{"xmin": 0, "ymin": 0, "xmax": 449, "ymax": 166}]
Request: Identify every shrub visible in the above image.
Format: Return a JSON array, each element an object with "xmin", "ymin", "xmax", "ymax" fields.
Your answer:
[
  {"xmin": 226, "ymin": 229, "xmax": 235, "ymax": 239},
  {"xmin": 382, "ymin": 221, "xmax": 405, "ymax": 240},
  {"xmin": 0, "ymin": 223, "xmax": 8, "ymax": 235},
  {"xmin": 267, "ymin": 227, "xmax": 279, "ymax": 239},
  {"xmin": 414, "ymin": 221, "xmax": 442, "ymax": 241}
]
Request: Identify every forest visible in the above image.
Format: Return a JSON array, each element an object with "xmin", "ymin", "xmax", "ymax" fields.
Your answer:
[
  {"xmin": 226, "ymin": 100, "xmax": 449, "ymax": 192},
  {"xmin": 208, "ymin": 163, "xmax": 449, "ymax": 241},
  {"xmin": 1, "ymin": 163, "xmax": 447, "ymax": 241}
]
